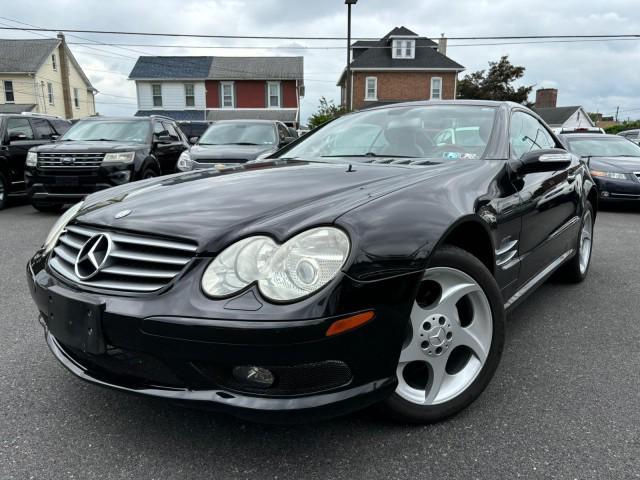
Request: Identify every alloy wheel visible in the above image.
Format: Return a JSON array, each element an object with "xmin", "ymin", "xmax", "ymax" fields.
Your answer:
[
  {"xmin": 396, "ymin": 267, "xmax": 493, "ymax": 405},
  {"xmin": 579, "ymin": 210, "xmax": 593, "ymax": 274}
]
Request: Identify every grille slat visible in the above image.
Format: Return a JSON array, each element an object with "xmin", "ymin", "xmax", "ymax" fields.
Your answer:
[
  {"xmin": 49, "ymin": 224, "xmax": 197, "ymax": 293},
  {"xmin": 37, "ymin": 153, "xmax": 105, "ymax": 170}
]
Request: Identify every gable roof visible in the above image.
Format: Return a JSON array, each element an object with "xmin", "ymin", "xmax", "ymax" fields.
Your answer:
[
  {"xmin": 338, "ymin": 27, "xmax": 462, "ymax": 84},
  {"xmin": 532, "ymin": 106, "xmax": 591, "ymax": 127},
  {"xmin": 0, "ymin": 38, "xmax": 59, "ymax": 73},
  {"xmin": 129, "ymin": 56, "xmax": 212, "ymax": 79},
  {"xmin": 209, "ymin": 56, "xmax": 303, "ymax": 81},
  {"xmin": 384, "ymin": 26, "xmax": 420, "ymax": 38}
]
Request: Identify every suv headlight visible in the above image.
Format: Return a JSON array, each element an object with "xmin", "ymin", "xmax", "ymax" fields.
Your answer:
[
  {"xmin": 177, "ymin": 151, "xmax": 194, "ymax": 171},
  {"xmin": 202, "ymin": 227, "xmax": 350, "ymax": 302},
  {"xmin": 103, "ymin": 152, "xmax": 135, "ymax": 164},
  {"xmin": 43, "ymin": 201, "xmax": 84, "ymax": 253},
  {"xmin": 26, "ymin": 151, "xmax": 38, "ymax": 167}
]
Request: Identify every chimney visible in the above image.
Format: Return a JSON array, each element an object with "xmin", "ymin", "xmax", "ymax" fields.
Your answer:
[
  {"xmin": 437, "ymin": 33, "xmax": 447, "ymax": 56},
  {"xmin": 56, "ymin": 32, "xmax": 73, "ymax": 119},
  {"xmin": 535, "ymin": 88, "xmax": 558, "ymax": 108}
]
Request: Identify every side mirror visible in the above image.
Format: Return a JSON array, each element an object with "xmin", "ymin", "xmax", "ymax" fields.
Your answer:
[
  {"xmin": 155, "ymin": 135, "xmax": 172, "ymax": 145},
  {"xmin": 9, "ymin": 132, "xmax": 27, "ymax": 142},
  {"xmin": 512, "ymin": 148, "xmax": 572, "ymax": 175},
  {"xmin": 50, "ymin": 134, "xmax": 60, "ymax": 141},
  {"xmin": 189, "ymin": 136, "xmax": 199, "ymax": 144}
]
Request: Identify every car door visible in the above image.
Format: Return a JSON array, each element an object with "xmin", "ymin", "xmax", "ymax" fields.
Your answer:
[
  {"xmin": 510, "ymin": 110, "xmax": 581, "ymax": 284},
  {"xmin": 158, "ymin": 121, "xmax": 185, "ymax": 173},
  {"xmin": 5, "ymin": 117, "xmax": 40, "ymax": 190}
]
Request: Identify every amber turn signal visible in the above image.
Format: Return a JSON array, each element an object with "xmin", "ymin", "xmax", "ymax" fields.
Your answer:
[{"xmin": 326, "ymin": 311, "xmax": 375, "ymax": 337}]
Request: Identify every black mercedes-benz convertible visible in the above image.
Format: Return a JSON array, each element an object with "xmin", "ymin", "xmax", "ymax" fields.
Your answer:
[{"xmin": 27, "ymin": 100, "xmax": 597, "ymax": 423}]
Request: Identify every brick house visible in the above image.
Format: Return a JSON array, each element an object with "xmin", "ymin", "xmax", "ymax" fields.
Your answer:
[
  {"xmin": 130, "ymin": 56, "xmax": 304, "ymax": 127},
  {"xmin": 338, "ymin": 27, "xmax": 464, "ymax": 110}
]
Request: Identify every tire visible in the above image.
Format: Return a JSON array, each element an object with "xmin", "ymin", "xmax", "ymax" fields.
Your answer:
[
  {"xmin": 141, "ymin": 168, "xmax": 157, "ymax": 180},
  {"xmin": 0, "ymin": 172, "xmax": 7, "ymax": 210},
  {"xmin": 557, "ymin": 202, "xmax": 594, "ymax": 283},
  {"xmin": 32, "ymin": 202, "xmax": 64, "ymax": 213},
  {"xmin": 381, "ymin": 245, "xmax": 505, "ymax": 424}
]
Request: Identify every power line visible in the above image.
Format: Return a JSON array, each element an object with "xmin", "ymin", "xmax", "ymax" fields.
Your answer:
[{"xmin": 2, "ymin": 25, "xmax": 640, "ymax": 42}]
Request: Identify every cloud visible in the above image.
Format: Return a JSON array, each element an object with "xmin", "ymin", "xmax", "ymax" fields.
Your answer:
[{"xmin": 1, "ymin": 0, "xmax": 639, "ymax": 121}]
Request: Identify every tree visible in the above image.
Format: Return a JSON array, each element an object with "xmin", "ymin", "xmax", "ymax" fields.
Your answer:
[
  {"xmin": 307, "ymin": 97, "xmax": 347, "ymax": 130},
  {"xmin": 457, "ymin": 56, "xmax": 534, "ymax": 106},
  {"xmin": 605, "ymin": 120, "xmax": 640, "ymax": 134}
]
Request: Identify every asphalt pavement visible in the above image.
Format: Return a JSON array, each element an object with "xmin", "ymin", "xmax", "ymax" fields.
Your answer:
[{"xmin": 1, "ymin": 201, "xmax": 639, "ymax": 480}]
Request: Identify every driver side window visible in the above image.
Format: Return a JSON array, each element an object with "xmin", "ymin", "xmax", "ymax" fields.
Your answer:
[{"xmin": 510, "ymin": 111, "xmax": 556, "ymax": 158}]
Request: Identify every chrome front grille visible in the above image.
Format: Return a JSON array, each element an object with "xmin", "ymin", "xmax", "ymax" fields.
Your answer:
[
  {"xmin": 38, "ymin": 153, "xmax": 105, "ymax": 169},
  {"xmin": 49, "ymin": 224, "xmax": 198, "ymax": 292}
]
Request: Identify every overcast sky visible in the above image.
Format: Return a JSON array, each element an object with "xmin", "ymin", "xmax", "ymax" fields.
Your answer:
[{"xmin": 1, "ymin": 0, "xmax": 639, "ymax": 123}]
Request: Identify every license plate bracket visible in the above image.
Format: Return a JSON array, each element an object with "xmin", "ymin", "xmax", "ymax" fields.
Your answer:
[
  {"xmin": 46, "ymin": 286, "xmax": 106, "ymax": 354},
  {"xmin": 55, "ymin": 176, "xmax": 80, "ymax": 186}
]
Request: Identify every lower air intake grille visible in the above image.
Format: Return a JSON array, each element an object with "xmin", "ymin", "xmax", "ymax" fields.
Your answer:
[{"xmin": 49, "ymin": 224, "xmax": 197, "ymax": 293}]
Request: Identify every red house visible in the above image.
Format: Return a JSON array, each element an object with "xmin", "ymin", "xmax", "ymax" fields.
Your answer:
[{"xmin": 130, "ymin": 56, "xmax": 304, "ymax": 127}]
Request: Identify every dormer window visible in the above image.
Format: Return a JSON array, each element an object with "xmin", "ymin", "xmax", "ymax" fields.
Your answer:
[{"xmin": 392, "ymin": 39, "xmax": 415, "ymax": 59}]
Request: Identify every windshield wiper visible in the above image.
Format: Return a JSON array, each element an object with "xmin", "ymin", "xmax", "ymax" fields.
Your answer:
[
  {"xmin": 83, "ymin": 138, "xmax": 117, "ymax": 142},
  {"xmin": 321, "ymin": 152, "xmax": 417, "ymax": 158},
  {"xmin": 226, "ymin": 142, "xmax": 262, "ymax": 146}
]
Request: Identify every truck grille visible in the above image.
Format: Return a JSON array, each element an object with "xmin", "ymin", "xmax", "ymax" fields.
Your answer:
[
  {"xmin": 38, "ymin": 153, "xmax": 105, "ymax": 169},
  {"xmin": 49, "ymin": 224, "xmax": 198, "ymax": 293}
]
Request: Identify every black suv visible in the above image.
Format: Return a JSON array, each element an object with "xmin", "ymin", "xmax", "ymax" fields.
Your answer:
[
  {"xmin": 0, "ymin": 113, "xmax": 71, "ymax": 210},
  {"xmin": 25, "ymin": 115, "xmax": 188, "ymax": 212}
]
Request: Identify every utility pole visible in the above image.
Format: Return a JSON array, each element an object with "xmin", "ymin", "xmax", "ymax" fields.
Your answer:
[
  {"xmin": 615, "ymin": 106, "xmax": 619, "ymax": 123},
  {"xmin": 345, "ymin": 0, "xmax": 358, "ymax": 111}
]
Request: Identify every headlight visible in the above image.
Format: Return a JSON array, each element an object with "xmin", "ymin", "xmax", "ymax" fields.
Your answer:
[
  {"xmin": 202, "ymin": 227, "xmax": 350, "ymax": 302},
  {"xmin": 26, "ymin": 151, "xmax": 38, "ymax": 167},
  {"xmin": 103, "ymin": 152, "xmax": 135, "ymax": 164},
  {"xmin": 590, "ymin": 170, "xmax": 629, "ymax": 181},
  {"xmin": 177, "ymin": 151, "xmax": 194, "ymax": 171},
  {"xmin": 43, "ymin": 201, "xmax": 84, "ymax": 253}
]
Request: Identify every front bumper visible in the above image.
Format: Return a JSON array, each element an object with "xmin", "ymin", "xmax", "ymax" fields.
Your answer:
[
  {"xmin": 25, "ymin": 164, "xmax": 133, "ymax": 203},
  {"xmin": 593, "ymin": 176, "xmax": 640, "ymax": 201},
  {"xmin": 28, "ymin": 254, "xmax": 419, "ymax": 422}
]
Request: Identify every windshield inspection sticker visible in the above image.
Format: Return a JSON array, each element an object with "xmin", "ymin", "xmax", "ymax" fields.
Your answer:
[{"xmin": 462, "ymin": 153, "xmax": 478, "ymax": 160}]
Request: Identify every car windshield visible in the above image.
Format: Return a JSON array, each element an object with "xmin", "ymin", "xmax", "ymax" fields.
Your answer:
[
  {"xmin": 60, "ymin": 120, "xmax": 150, "ymax": 143},
  {"xmin": 281, "ymin": 105, "xmax": 497, "ymax": 162},
  {"xmin": 199, "ymin": 123, "xmax": 276, "ymax": 145},
  {"xmin": 566, "ymin": 137, "xmax": 640, "ymax": 157}
]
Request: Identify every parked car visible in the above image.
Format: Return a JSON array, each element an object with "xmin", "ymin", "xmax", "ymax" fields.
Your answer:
[
  {"xmin": 25, "ymin": 115, "xmax": 188, "ymax": 212},
  {"xmin": 176, "ymin": 120, "xmax": 296, "ymax": 171},
  {"xmin": 0, "ymin": 113, "xmax": 71, "ymax": 210},
  {"xmin": 562, "ymin": 133, "xmax": 640, "ymax": 201},
  {"xmin": 617, "ymin": 129, "xmax": 640, "ymax": 145},
  {"xmin": 177, "ymin": 120, "xmax": 212, "ymax": 144},
  {"xmin": 28, "ymin": 100, "xmax": 596, "ymax": 424},
  {"xmin": 554, "ymin": 127, "xmax": 604, "ymax": 135}
]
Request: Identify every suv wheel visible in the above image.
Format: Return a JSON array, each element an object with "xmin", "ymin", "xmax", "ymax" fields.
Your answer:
[
  {"xmin": 0, "ymin": 172, "xmax": 7, "ymax": 210},
  {"xmin": 142, "ymin": 168, "xmax": 157, "ymax": 180},
  {"xmin": 32, "ymin": 202, "xmax": 64, "ymax": 214},
  {"xmin": 381, "ymin": 246, "xmax": 505, "ymax": 424}
]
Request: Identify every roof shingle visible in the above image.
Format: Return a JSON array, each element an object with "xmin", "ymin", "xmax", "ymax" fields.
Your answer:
[
  {"xmin": 532, "ymin": 106, "xmax": 583, "ymax": 126},
  {"xmin": 129, "ymin": 56, "xmax": 212, "ymax": 79},
  {"xmin": 0, "ymin": 38, "xmax": 59, "ymax": 73},
  {"xmin": 209, "ymin": 56, "xmax": 303, "ymax": 80}
]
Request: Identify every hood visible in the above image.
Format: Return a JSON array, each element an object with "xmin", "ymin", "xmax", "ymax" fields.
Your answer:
[
  {"xmin": 77, "ymin": 159, "xmax": 457, "ymax": 253},
  {"xmin": 32, "ymin": 141, "xmax": 148, "ymax": 153},
  {"xmin": 189, "ymin": 143, "xmax": 276, "ymax": 163},
  {"xmin": 587, "ymin": 156, "xmax": 640, "ymax": 173}
]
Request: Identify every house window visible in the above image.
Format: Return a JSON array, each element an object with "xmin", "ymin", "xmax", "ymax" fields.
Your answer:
[
  {"xmin": 152, "ymin": 84, "xmax": 162, "ymax": 107},
  {"xmin": 268, "ymin": 81, "xmax": 281, "ymax": 108},
  {"xmin": 4, "ymin": 80, "xmax": 14, "ymax": 102},
  {"xmin": 184, "ymin": 84, "xmax": 195, "ymax": 107},
  {"xmin": 52, "ymin": 54, "xmax": 57, "ymax": 71},
  {"xmin": 47, "ymin": 82, "xmax": 54, "ymax": 104},
  {"xmin": 392, "ymin": 39, "xmax": 415, "ymax": 59},
  {"xmin": 430, "ymin": 77, "xmax": 442, "ymax": 100},
  {"xmin": 221, "ymin": 82, "xmax": 234, "ymax": 108},
  {"xmin": 365, "ymin": 77, "xmax": 377, "ymax": 101},
  {"xmin": 73, "ymin": 88, "xmax": 79, "ymax": 108}
]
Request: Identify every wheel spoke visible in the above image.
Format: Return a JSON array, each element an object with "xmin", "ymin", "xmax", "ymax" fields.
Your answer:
[
  {"xmin": 454, "ymin": 322, "xmax": 489, "ymax": 363},
  {"xmin": 438, "ymin": 282, "xmax": 481, "ymax": 310},
  {"xmin": 398, "ymin": 341, "xmax": 424, "ymax": 363},
  {"xmin": 424, "ymin": 355, "xmax": 449, "ymax": 404}
]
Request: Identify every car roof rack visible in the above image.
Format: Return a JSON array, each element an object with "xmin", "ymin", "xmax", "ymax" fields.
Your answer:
[{"xmin": 21, "ymin": 112, "xmax": 65, "ymax": 120}]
